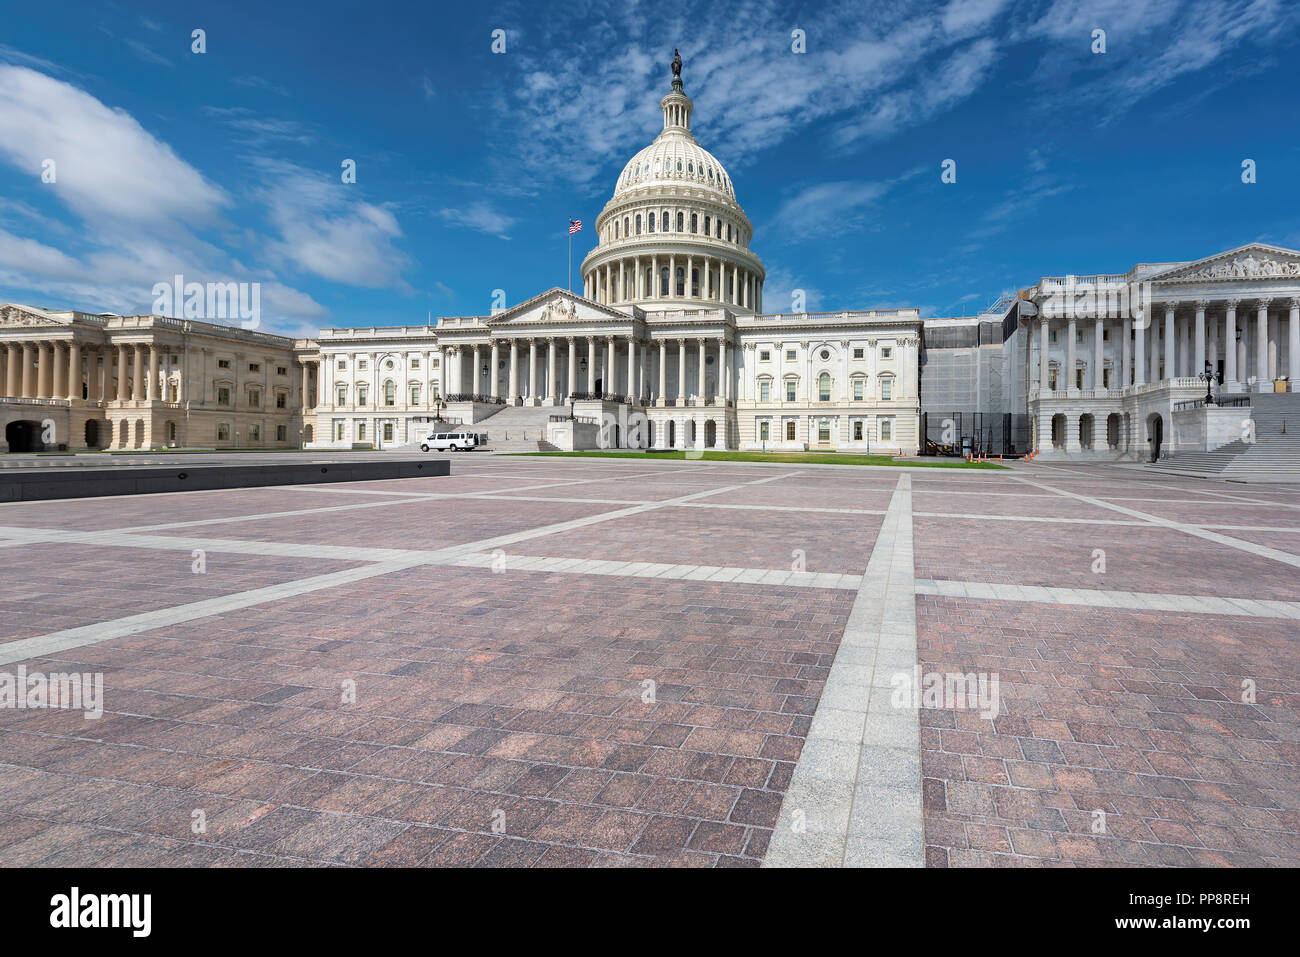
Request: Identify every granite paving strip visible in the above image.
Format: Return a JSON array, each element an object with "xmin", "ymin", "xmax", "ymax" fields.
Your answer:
[
  {"xmin": 1012, "ymin": 475, "xmax": 1300, "ymax": 569},
  {"xmin": 915, "ymin": 579, "xmax": 1300, "ymax": 619},
  {"xmin": 764, "ymin": 473, "xmax": 923, "ymax": 868}
]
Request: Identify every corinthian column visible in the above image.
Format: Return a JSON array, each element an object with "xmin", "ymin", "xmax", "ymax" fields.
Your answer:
[
  {"xmin": 676, "ymin": 338, "xmax": 686, "ymax": 402},
  {"xmin": 1256, "ymin": 299, "xmax": 1271, "ymax": 390},
  {"xmin": 697, "ymin": 338, "xmax": 706, "ymax": 401},
  {"xmin": 547, "ymin": 337, "xmax": 557, "ymax": 403},
  {"xmin": 1290, "ymin": 298, "xmax": 1300, "ymax": 385},
  {"xmin": 658, "ymin": 340, "xmax": 667, "ymax": 406}
]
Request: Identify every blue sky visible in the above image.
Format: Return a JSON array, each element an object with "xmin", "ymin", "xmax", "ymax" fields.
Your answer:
[{"xmin": 1, "ymin": 0, "xmax": 1297, "ymax": 336}]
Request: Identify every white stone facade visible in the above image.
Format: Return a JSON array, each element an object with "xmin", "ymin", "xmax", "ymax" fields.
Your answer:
[{"xmin": 1024, "ymin": 243, "xmax": 1300, "ymax": 460}]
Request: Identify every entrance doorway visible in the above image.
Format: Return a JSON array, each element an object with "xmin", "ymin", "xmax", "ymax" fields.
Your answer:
[
  {"xmin": 1147, "ymin": 413, "xmax": 1164, "ymax": 462},
  {"xmin": 4, "ymin": 420, "xmax": 40, "ymax": 453},
  {"xmin": 84, "ymin": 419, "xmax": 101, "ymax": 449}
]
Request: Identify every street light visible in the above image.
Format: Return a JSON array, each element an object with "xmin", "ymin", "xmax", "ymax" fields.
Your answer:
[{"xmin": 1200, "ymin": 360, "xmax": 1216, "ymax": 406}]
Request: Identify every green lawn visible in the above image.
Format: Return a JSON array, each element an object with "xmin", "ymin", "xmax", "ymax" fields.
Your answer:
[{"xmin": 509, "ymin": 450, "xmax": 1007, "ymax": 468}]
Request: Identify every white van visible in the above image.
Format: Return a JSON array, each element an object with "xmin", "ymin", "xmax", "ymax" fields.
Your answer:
[{"xmin": 420, "ymin": 432, "xmax": 477, "ymax": 452}]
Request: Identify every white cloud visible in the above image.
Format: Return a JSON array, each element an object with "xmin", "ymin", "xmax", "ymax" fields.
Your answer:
[
  {"xmin": 0, "ymin": 64, "xmax": 226, "ymax": 225},
  {"xmin": 253, "ymin": 158, "xmax": 411, "ymax": 288},
  {"xmin": 437, "ymin": 202, "xmax": 516, "ymax": 240},
  {"xmin": 0, "ymin": 64, "xmax": 334, "ymax": 327}
]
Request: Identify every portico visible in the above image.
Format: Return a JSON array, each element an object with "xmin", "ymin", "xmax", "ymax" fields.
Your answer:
[{"xmin": 1026, "ymin": 244, "xmax": 1300, "ymax": 460}]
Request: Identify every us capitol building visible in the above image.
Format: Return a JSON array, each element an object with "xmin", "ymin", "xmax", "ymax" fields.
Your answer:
[{"xmin": 2, "ymin": 55, "xmax": 1298, "ymax": 462}]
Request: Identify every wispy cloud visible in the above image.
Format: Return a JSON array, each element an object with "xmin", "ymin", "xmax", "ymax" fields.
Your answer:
[{"xmin": 437, "ymin": 202, "xmax": 516, "ymax": 240}]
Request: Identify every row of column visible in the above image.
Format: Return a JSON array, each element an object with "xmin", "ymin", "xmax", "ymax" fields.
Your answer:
[
  {"xmin": 585, "ymin": 255, "xmax": 762, "ymax": 312},
  {"xmin": 443, "ymin": 335, "xmax": 733, "ymax": 405},
  {"xmin": 1037, "ymin": 298, "xmax": 1300, "ymax": 393},
  {"xmin": 0, "ymin": 340, "xmax": 160, "ymax": 402}
]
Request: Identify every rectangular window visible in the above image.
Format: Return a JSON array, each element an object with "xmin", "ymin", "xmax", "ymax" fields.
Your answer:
[
  {"xmin": 881, "ymin": 347, "xmax": 892, "ymax": 359},
  {"xmin": 217, "ymin": 424, "xmax": 230, "ymax": 441},
  {"xmin": 335, "ymin": 422, "xmax": 345, "ymax": 440},
  {"xmin": 818, "ymin": 421, "xmax": 830, "ymax": 443},
  {"xmin": 337, "ymin": 386, "xmax": 346, "ymax": 405},
  {"xmin": 218, "ymin": 359, "xmax": 231, "ymax": 369},
  {"xmin": 881, "ymin": 379, "xmax": 892, "ymax": 400},
  {"xmin": 276, "ymin": 366, "xmax": 287, "ymax": 375},
  {"xmin": 785, "ymin": 420, "xmax": 796, "ymax": 441},
  {"xmin": 217, "ymin": 387, "xmax": 230, "ymax": 406},
  {"xmin": 168, "ymin": 384, "xmax": 178, "ymax": 402},
  {"xmin": 1102, "ymin": 368, "xmax": 1111, "ymax": 388},
  {"xmin": 853, "ymin": 420, "xmax": 863, "ymax": 441},
  {"xmin": 337, "ymin": 359, "xmax": 346, "ymax": 370},
  {"xmin": 785, "ymin": 380, "xmax": 796, "ymax": 402},
  {"xmin": 358, "ymin": 423, "xmax": 367, "ymax": 440},
  {"xmin": 1049, "ymin": 369, "xmax": 1058, "ymax": 390},
  {"xmin": 249, "ymin": 363, "xmax": 261, "ymax": 373},
  {"xmin": 358, "ymin": 360, "xmax": 368, "ymax": 370},
  {"xmin": 1076, "ymin": 368, "xmax": 1084, "ymax": 389},
  {"xmin": 881, "ymin": 418, "xmax": 892, "ymax": 440},
  {"xmin": 248, "ymin": 390, "xmax": 261, "ymax": 408},
  {"xmin": 276, "ymin": 392, "xmax": 287, "ymax": 409},
  {"xmin": 411, "ymin": 358, "xmax": 421, "ymax": 369},
  {"xmin": 853, "ymin": 379, "xmax": 864, "ymax": 400},
  {"xmin": 759, "ymin": 350, "xmax": 770, "ymax": 361},
  {"xmin": 853, "ymin": 347, "xmax": 864, "ymax": 359},
  {"xmin": 411, "ymin": 384, "xmax": 420, "ymax": 404},
  {"xmin": 249, "ymin": 425, "xmax": 260, "ymax": 442},
  {"xmin": 785, "ymin": 349, "xmax": 796, "ymax": 361},
  {"xmin": 759, "ymin": 421, "xmax": 770, "ymax": 441},
  {"xmin": 383, "ymin": 423, "xmax": 394, "ymax": 442},
  {"xmin": 759, "ymin": 381, "xmax": 770, "ymax": 402},
  {"xmin": 276, "ymin": 425, "xmax": 287, "ymax": 441}
]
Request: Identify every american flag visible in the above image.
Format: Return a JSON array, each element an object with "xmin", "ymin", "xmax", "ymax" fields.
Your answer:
[{"xmin": 569, "ymin": 219, "xmax": 582, "ymax": 234}]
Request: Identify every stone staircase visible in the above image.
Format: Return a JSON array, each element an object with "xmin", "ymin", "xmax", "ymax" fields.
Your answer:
[
  {"xmin": 1159, "ymin": 393, "xmax": 1300, "ymax": 474},
  {"xmin": 474, "ymin": 404, "xmax": 561, "ymax": 452}
]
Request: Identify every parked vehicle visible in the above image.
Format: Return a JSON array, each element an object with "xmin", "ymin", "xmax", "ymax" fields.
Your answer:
[{"xmin": 420, "ymin": 431, "xmax": 477, "ymax": 452}]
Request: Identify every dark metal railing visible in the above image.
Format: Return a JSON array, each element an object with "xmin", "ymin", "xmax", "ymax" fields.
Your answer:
[
  {"xmin": 446, "ymin": 393, "xmax": 505, "ymax": 404},
  {"xmin": 1174, "ymin": 395, "xmax": 1251, "ymax": 411}
]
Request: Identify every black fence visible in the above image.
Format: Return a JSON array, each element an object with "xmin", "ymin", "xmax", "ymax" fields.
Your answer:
[{"xmin": 920, "ymin": 411, "xmax": 1032, "ymax": 457}]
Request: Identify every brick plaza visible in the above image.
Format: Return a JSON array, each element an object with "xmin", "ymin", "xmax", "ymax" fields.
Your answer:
[{"xmin": 0, "ymin": 455, "xmax": 1296, "ymax": 866}]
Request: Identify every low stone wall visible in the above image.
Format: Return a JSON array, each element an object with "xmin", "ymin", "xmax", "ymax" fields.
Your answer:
[
  {"xmin": 1171, "ymin": 406, "xmax": 1250, "ymax": 452},
  {"xmin": 0, "ymin": 457, "xmax": 450, "ymax": 502}
]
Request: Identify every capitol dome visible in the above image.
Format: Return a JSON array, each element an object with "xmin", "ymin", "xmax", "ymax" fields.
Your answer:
[{"xmin": 581, "ymin": 52, "xmax": 765, "ymax": 314}]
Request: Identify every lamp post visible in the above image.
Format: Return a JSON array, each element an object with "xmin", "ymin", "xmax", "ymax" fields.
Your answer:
[{"xmin": 1200, "ymin": 360, "xmax": 1216, "ymax": 406}]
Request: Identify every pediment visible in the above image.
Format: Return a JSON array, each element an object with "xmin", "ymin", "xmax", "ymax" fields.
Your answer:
[
  {"xmin": 1150, "ymin": 244, "xmax": 1300, "ymax": 283},
  {"xmin": 0, "ymin": 303, "xmax": 70, "ymax": 327},
  {"xmin": 485, "ymin": 288, "xmax": 632, "ymax": 326}
]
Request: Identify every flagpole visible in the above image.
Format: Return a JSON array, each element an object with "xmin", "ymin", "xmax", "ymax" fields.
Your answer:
[{"xmin": 568, "ymin": 223, "xmax": 572, "ymax": 293}]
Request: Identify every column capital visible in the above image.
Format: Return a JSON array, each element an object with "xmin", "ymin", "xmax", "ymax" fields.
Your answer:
[
  {"xmin": 1256, "ymin": 297, "xmax": 1273, "ymax": 310},
  {"xmin": 1195, "ymin": 299, "xmax": 1210, "ymax": 310},
  {"xmin": 1290, "ymin": 297, "xmax": 1300, "ymax": 310},
  {"xmin": 1225, "ymin": 298, "xmax": 1240, "ymax": 310},
  {"xmin": 1163, "ymin": 301, "xmax": 1178, "ymax": 312}
]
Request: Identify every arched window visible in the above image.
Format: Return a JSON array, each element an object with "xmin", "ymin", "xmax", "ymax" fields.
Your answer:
[
  {"xmin": 716, "ymin": 219, "xmax": 722, "ymax": 238},
  {"xmin": 383, "ymin": 380, "xmax": 396, "ymax": 406},
  {"xmin": 818, "ymin": 372, "xmax": 831, "ymax": 401},
  {"xmin": 690, "ymin": 213, "xmax": 698, "ymax": 233},
  {"xmin": 635, "ymin": 214, "xmax": 642, "ymax": 234},
  {"xmin": 624, "ymin": 217, "xmax": 629, "ymax": 236},
  {"xmin": 675, "ymin": 267, "xmax": 685, "ymax": 296},
  {"xmin": 676, "ymin": 211, "xmax": 684, "ymax": 231},
  {"xmin": 726, "ymin": 223, "xmax": 732, "ymax": 241},
  {"xmin": 704, "ymin": 215, "xmax": 711, "ymax": 236},
  {"xmin": 690, "ymin": 267, "xmax": 699, "ymax": 297},
  {"xmin": 647, "ymin": 214, "xmax": 654, "ymax": 233},
  {"xmin": 661, "ymin": 211, "xmax": 669, "ymax": 231},
  {"xmin": 660, "ymin": 267, "xmax": 670, "ymax": 296},
  {"xmin": 614, "ymin": 221, "xmax": 619, "ymax": 239}
]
